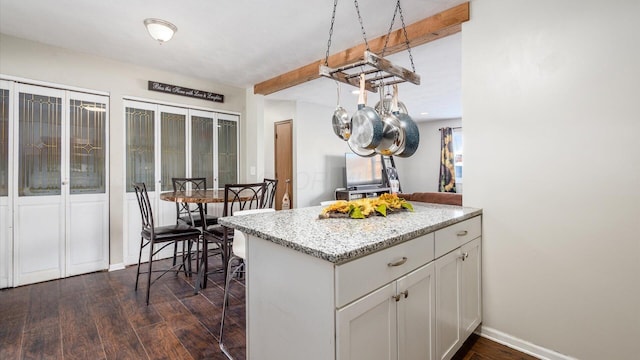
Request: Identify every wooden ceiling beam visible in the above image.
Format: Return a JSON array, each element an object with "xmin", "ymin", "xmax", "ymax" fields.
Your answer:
[{"xmin": 254, "ymin": 2, "xmax": 469, "ymax": 95}]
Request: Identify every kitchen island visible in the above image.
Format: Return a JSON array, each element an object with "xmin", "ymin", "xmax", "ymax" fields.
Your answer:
[{"xmin": 219, "ymin": 203, "xmax": 483, "ymax": 360}]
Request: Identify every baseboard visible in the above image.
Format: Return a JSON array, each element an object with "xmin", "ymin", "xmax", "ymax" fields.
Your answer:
[
  {"xmin": 108, "ymin": 263, "xmax": 126, "ymax": 272},
  {"xmin": 479, "ymin": 326, "xmax": 576, "ymax": 360}
]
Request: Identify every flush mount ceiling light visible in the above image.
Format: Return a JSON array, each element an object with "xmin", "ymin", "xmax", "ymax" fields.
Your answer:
[{"xmin": 143, "ymin": 18, "xmax": 177, "ymax": 44}]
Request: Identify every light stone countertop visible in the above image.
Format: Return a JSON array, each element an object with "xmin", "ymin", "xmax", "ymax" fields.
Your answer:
[{"xmin": 218, "ymin": 203, "xmax": 482, "ymax": 264}]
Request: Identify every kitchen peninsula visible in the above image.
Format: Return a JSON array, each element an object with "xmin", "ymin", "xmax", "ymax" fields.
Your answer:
[{"xmin": 219, "ymin": 203, "xmax": 483, "ymax": 360}]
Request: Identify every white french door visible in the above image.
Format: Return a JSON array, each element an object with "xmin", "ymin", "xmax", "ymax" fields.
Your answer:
[
  {"xmin": 11, "ymin": 83, "xmax": 109, "ymax": 286},
  {"xmin": 0, "ymin": 80, "xmax": 14, "ymax": 288},
  {"xmin": 123, "ymin": 100, "xmax": 239, "ymax": 265}
]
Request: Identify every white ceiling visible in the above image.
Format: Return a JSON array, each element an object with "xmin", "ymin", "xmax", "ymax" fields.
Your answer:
[{"xmin": 0, "ymin": 0, "xmax": 463, "ymax": 121}]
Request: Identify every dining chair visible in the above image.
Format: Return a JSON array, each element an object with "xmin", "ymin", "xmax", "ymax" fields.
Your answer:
[
  {"xmin": 200, "ymin": 182, "xmax": 266, "ymax": 289},
  {"xmin": 262, "ymin": 178, "xmax": 278, "ymax": 208},
  {"xmin": 172, "ymin": 177, "xmax": 220, "ymax": 275},
  {"xmin": 172, "ymin": 177, "xmax": 218, "ymax": 227},
  {"xmin": 219, "ymin": 207, "xmax": 275, "ymax": 359},
  {"xmin": 132, "ymin": 182, "xmax": 201, "ymax": 305}
]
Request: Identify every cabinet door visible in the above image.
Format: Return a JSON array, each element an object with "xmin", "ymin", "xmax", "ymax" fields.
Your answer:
[
  {"xmin": 435, "ymin": 249, "xmax": 462, "ymax": 360},
  {"xmin": 397, "ymin": 262, "xmax": 436, "ymax": 360},
  {"xmin": 460, "ymin": 238, "xmax": 482, "ymax": 339},
  {"xmin": 337, "ymin": 282, "xmax": 397, "ymax": 360}
]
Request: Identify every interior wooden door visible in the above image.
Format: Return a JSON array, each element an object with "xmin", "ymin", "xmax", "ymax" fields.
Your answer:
[{"xmin": 274, "ymin": 120, "xmax": 292, "ymax": 210}]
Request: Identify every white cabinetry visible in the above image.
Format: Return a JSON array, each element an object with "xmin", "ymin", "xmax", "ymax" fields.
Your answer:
[
  {"xmin": 244, "ymin": 214, "xmax": 481, "ymax": 360},
  {"xmin": 337, "ymin": 262, "xmax": 436, "ymax": 360},
  {"xmin": 435, "ymin": 229, "xmax": 482, "ymax": 360}
]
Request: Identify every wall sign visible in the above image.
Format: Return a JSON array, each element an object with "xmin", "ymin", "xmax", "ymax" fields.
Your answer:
[{"xmin": 148, "ymin": 81, "xmax": 224, "ymax": 103}]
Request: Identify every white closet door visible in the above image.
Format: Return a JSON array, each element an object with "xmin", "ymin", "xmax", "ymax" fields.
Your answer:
[
  {"xmin": 190, "ymin": 109, "xmax": 217, "ymax": 215},
  {"xmin": 0, "ymin": 80, "xmax": 13, "ymax": 288},
  {"xmin": 66, "ymin": 92, "xmax": 109, "ymax": 276},
  {"xmin": 12, "ymin": 84, "xmax": 110, "ymax": 285},
  {"xmin": 157, "ymin": 105, "xmax": 188, "ymax": 227},
  {"xmin": 13, "ymin": 84, "xmax": 66, "ymax": 285},
  {"xmin": 123, "ymin": 100, "xmax": 157, "ymax": 265}
]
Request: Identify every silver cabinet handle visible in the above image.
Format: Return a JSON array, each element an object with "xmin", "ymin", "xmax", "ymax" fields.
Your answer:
[
  {"xmin": 387, "ymin": 257, "xmax": 408, "ymax": 267},
  {"xmin": 457, "ymin": 230, "xmax": 468, "ymax": 236},
  {"xmin": 392, "ymin": 290, "xmax": 409, "ymax": 302},
  {"xmin": 458, "ymin": 252, "xmax": 469, "ymax": 261}
]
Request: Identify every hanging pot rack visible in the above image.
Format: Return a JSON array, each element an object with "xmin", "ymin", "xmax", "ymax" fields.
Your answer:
[
  {"xmin": 320, "ymin": 51, "xmax": 420, "ymax": 93},
  {"xmin": 319, "ymin": 0, "xmax": 420, "ymax": 93}
]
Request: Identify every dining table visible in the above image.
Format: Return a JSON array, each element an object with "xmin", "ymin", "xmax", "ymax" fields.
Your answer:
[{"xmin": 159, "ymin": 189, "xmax": 229, "ymax": 293}]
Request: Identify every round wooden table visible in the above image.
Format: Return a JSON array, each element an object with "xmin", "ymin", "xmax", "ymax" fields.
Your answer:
[{"xmin": 160, "ymin": 189, "xmax": 226, "ymax": 205}]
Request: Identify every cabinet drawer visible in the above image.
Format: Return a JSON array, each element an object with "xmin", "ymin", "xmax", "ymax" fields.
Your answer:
[
  {"xmin": 335, "ymin": 233, "xmax": 434, "ymax": 308},
  {"xmin": 434, "ymin": 216, "xmax": 481, "ymax": 258}
]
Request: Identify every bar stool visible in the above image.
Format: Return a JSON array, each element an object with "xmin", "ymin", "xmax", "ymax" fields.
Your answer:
[{"xmin": 219, "ymin": 207, "xmax": 275, "ymax": 359}]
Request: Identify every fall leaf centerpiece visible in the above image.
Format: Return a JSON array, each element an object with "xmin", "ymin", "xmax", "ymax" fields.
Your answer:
[{"xmin": 319, "ymin": 193, "xmax": 414, "ymax": 219}]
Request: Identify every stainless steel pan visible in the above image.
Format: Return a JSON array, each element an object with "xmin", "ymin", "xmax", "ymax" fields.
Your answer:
[
  {"xmin": 392, "ymin": 84, "xmax": 419, "ymax": 157},
  {"xmin": 349, "ymin": 74, "xmax": 383, "ymax": 151},
  {"xmin": 331, "ymin": 82, "xmax": 351, "ymax": 141},
  {"xmin": 375, "ymin": 86, "xmax": 404, "ymax": 156}
]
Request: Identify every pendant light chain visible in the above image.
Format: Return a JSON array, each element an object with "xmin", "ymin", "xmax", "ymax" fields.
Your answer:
[{"xmin": 324, "ymin": 0, "xmax": 339, "ymax": 66}]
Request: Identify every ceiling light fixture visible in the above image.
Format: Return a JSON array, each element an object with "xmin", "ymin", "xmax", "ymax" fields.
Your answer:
[{"xmin": 143, "ymin": 18, "xmax": 177, "ymax": 44}]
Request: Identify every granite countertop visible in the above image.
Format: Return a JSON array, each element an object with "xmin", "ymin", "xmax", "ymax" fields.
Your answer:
[{"xmin": 218, "ymin": 203, "xmax": 482, "ymax": 265}]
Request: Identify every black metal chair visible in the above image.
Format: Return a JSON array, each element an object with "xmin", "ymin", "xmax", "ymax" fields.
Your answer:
[
  {"xmin": 200, "ymin": 183, "xmax": 266, "ymax": 289},
  {"xmin": 172, "ymin": 177, "xmax": 218, "ymax": 227},
  {"xmin": 262, "ymin": 178, "xmax": 278, "ymax": 208},
  {"xmin": 132, "ymin": 182, "xmax": 201, "ymax": 305},
  {"xmin": 172, "ymin": 177, "xmax": 219, "ymax": 276}
]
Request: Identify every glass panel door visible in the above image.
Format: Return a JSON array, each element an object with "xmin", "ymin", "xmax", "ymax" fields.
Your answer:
[
  {"xmin": 0, "ymin": 87, "xmax": 8, "ymax": 197},
  {"xmin": 14, "ymin": 84, "xmax": 65, "ymax": 285},
  {"xmin": 158, "ymin": 106, "xmax": 188, "ymax": 227},
  {"xmin": 0, "ymin": 80, "xmax": 12, "ymax": 288},
  {"xmin": 160, "ymin": 108, "xmax": 186, "ymax": 192},
  {"xmin": 191, "ymin": 111, "xmax": 215, "ymax": 188},
  {"xmin": 18, "ymin": 93, "xmax": 62, "ymax": 196},
  {"xmin": 217, "ymin": 114, "xmax": 239, "ymax": 187},
  {"xmin": 69, "ymin": 99, "xmax": 106, "ymax": 194},
  {"xmin": 125, "ymin": 106, "xmax": 155, "ymax": 192},
  {"xmin": 66, "ymin": 93, "xmax": 109, "ymax": 276}
]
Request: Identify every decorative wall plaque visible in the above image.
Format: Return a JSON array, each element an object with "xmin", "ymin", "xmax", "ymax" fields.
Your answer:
[{"xmin": 148, "ymin": 81, "xmax": 224, "ymax": 103}]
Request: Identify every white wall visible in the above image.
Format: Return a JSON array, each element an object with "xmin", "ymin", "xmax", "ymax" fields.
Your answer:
[
  {"xmin": 0, "ymin": 34, "xmax": 246, "ymax": 265},
  {"xmin": 294, "ymin": 101, "xmax": 351, "ymax": 207},
  {"xmin": 462, "ymin": 1, "xmax": 640, "ymax": 359},
  {"xmin": 394, "ymin": 118, "xmax": 461, "ymax": 193}
]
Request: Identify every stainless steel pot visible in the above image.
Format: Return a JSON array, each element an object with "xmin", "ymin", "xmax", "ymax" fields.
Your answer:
[{"xmin": 374, "ymin": 91, "xmax": 408, "ymax": 115}]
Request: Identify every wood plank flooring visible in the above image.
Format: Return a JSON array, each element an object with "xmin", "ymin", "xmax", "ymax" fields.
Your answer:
[{"xmin": 1, "ymin": 257, "xmax": 538, "ymax": 359}]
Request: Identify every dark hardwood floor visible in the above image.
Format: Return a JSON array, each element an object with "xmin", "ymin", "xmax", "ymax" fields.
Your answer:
[{"xmin": 1, "ymin": 257, "xmax": 538, "ymax": 359}]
